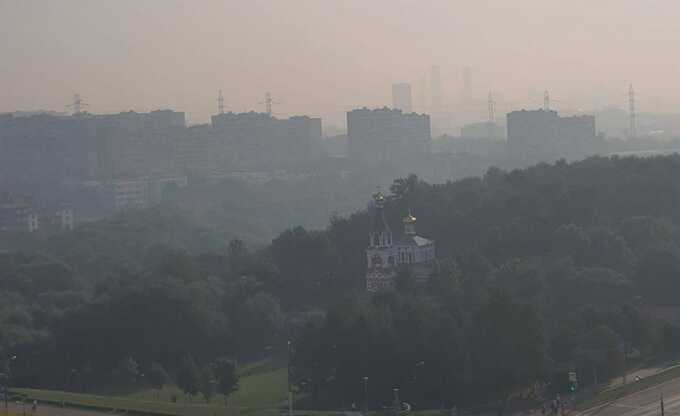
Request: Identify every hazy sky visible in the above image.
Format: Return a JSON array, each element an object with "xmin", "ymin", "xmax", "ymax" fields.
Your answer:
[{"xmin": 2, "ymin": 0, "xmax": 680, "ymax": 126}]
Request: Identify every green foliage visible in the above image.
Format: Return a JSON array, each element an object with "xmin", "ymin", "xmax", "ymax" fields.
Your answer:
[
  {"xmin": 471, "ymin": 292, "xmax": 545, "ymax": 413},
  {"xmin": 9, "ymin": 155, "xmax": 680, "ymax": 412},
  {"xmin": 177, "ymin": 355, "xmax": 200, "ymax": 398},
  {"xmin": 112, "ymin": 356, "xmax": 139, "ymax": 387},
  {"xmin": 213, "ymin": 358, "xmax": 239, "ymax": 398},
  {"xmin": 147, "ymin": 362, "xmax": 169, "ymax": 391},
  {"xmin": 198, "ymin": 365, "xmax": 215, "ymax": 403}
]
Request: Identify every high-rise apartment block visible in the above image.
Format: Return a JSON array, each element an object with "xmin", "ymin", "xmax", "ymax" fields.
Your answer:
[
  {"xmin": 347, "ymin": 108, "xmax": 430, "ymax": 164},
  {"xmin": 506, "ymin": 109, "xmax": 596, "ymax": 160},
  {"xmin": 392, "ymin": 83, "xmax": 413, "ymax": 113},
  {"xmin": 210, "ymin": 112, "xmax": 322, "ymax": 168}
]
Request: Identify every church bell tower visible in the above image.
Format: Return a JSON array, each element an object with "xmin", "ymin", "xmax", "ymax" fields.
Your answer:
[{"xmin": 366, "ymin": 191, "xmax": 397, "ymax": 291}]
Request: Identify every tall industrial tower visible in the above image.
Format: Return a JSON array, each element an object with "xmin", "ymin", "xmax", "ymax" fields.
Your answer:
[
  {"xmin": 392, "ymin": 83, "xmax": 413, "ymax": 113},
  {"xmin": 418, "ymin": 78, "xmax": 427, "ymax": 113},
  {"xmin": 67, "ymin": 94, "xmax": 87, "ymax": 115},
  {"xmin": 629, "ymin": 84, "xmax": 637, "ymax": 139},
  {"xmin": 487, "ymin": 92, "xmax": 497, "ymax": 139},
  {"xmin": 217, "ymin": 90, "xmax": 225, "ymax": 114},
  {"xmin": 263, "ymin": 92, "xmax": 274, "ymax": 116},
  {"xmin": 430, "ymin": 66, "xmax": 442, "ymax": 115},
  {"xmin": 543, "ymin": 90, "xmax": 550, "ymax": 111},
  {"xmin": 487, "ymin": 92, "xmax": 496, "ymax": 124}
]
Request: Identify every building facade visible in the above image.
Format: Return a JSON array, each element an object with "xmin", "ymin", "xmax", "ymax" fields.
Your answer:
[
  {"xmin": 347, "ymin": 108, "xmax": 431, "ymax": 165},
  {"xmin": 210, "ymin": 112, "xmax": 323, "ymax": 168},
  {"xmin": 506, "ymin": 109, "xmax": 596, "ymax": 160},
  {"xmin": 0, "ymin": 110, "xmax": 186, "ymax": 185},
  {"xmin": 365, "ymin": 192, "xmax": 436, "ymax": 292},
  {"xmin": 102, "ymin": 174, "xmax": 188, "ymax": 210},
  {"xmin": 0, "ymin": 193, "xmax": 74, "ymax": 233},
  {"xmin": 392, "ymin": 83, "xmax": 413, "ymax": 114}
]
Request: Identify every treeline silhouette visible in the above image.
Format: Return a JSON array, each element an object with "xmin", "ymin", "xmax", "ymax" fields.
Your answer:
[{"xmin": 4, "ymin": 156, "xmax": 680, "ymax": 412}]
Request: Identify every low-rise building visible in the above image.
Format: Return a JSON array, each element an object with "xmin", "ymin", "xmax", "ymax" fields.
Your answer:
[
  {"xmin": 0, "ymin": 193, "xmax": 75, "ymax": 233},
  {"xmin": 365, "ymin": 192, "xmax": 436, "ymax": 292}
]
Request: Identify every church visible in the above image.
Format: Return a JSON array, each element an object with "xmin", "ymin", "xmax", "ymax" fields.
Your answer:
[{"xmin": 365, "ymin": 192, "xmax": 436, "ymax": 292}]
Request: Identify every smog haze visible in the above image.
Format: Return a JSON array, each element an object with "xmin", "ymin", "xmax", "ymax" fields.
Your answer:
[{"xmin": 1, "ymin": 0, "xmax": 679, "ymax": 124}]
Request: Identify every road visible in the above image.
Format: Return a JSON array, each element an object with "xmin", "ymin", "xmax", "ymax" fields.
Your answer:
[{"xmin": 578, "ymin": 377, "xmax": 680, "ymax": 416}]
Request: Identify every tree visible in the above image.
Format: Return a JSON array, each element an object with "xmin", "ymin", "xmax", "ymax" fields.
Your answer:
[
  {"xmin": 213, "ymin": 358, "xmax": 239, "ymax": 406},
  {"xmin": 112, "ymin": 356, "xmax": 139, "ymax": 388},
  {"xmin": 471, "ymin": 292, "xmax": 545, "ymax": 416},
  {"xmin": 177, "ymin": 355, "xmax": 200, "ymax": 400},
  {"xmin": 234, "ymin": 293, "xmax": 283, "ymax": 356},
  {"xmin": 147, "ymin": 362, "xmax": 169, "ymax": 398},
  {"xmin": 199, "ymin": 365, "xmax": 216, "ymax": 403},
  {"xmin": 635, "ymin": 244, "xmax": 680, "ymax": 305}
]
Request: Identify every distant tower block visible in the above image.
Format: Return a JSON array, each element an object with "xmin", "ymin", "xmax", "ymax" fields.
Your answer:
[
  {"xmin": 629, "ymin": 84, "xmax": 637, "ymax": 139},
  {"xmin": 430, "ymin": 65, "xmax": 442, "ymax": 115},
  {"xmin": 218, "ymin": 90, "xmax": 225, "ymax": 114},
  {"xmin": 543, "ymin": 90, "xmax": 550, "ymax": 111},
  {"xmin": 392, "ymin": 83, "xmax": 413, "ymax": 113},
  {"xmin": 418, "ymin": 78, "xmax": 428, "ymax": 113}
]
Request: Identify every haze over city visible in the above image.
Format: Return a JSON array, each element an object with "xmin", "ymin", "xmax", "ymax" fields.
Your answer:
[
  {"xmin": 8, "ymin": 2, "xmax": 680, "ymax": 416},
  {"xmin": 3, "ymin": 0, "xmax": 680, "ymax": 125}
]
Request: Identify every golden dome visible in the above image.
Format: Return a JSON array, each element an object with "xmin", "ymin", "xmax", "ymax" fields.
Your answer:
[
  {"xmin": 373, "ymin": 191, "xmax": 386, "ymax": 206},
  {"xmin": 403, "ymin": 212, "xmax": 417, "ymax": 224}
]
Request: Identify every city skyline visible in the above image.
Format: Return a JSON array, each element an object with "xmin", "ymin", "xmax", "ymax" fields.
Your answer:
[{"xmin": 2, "ymin": 1, "xmax": 680, "ymax": 126}]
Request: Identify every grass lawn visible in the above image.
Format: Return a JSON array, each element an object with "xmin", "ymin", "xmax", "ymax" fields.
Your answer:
[
  {"xmin": 127, "ymin": 367, "xmax": 288, "ymax": 410},
  {"xmin": 11, "ymin": 363, "xmax": 290, "ymax": 416}
]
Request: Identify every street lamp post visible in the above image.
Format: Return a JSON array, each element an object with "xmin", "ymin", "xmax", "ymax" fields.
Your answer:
[
  {"xmin": 3, "ymin": 355, "xmax": 16, "ymax": 410},
  {"xmin": 414, "ymin": 361, "xmax": 425, "ymax": 405},
  {"xmin": 287, "ymin": 340, "xmax": 292, "ymax": 416},
  {"xmin": 393, "ymin": 388, "xmax": 400, "ymax": 416},
  {"xmin": 363, "ymin": 376, "xmax": 368, "ymax": 413}
]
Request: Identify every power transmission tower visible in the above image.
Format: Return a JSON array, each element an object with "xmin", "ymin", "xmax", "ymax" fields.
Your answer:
[
  {"xmin": 260, "ymin": 92, "xmax": 279, "ymax": 116},
  {"xmin": 67, "ymin": 94, "xmax": 88, "ymax": 115},
  {"xmin": 629, "ymin": 84, "xmax": 637, "ymax": 139},
  {"xmin": 543, "ymin": 90, "xmax": 550, "ymax": 111},
  {"xmin": 487, "ymin": 92, "xmax": 496, "ymax": 124},
  {"xmin": 265, "ymin": 92, "xmax": 273, "ymax": 116},
  {"xmin": 217, "ymin": 89, "xmax": 225, "ymax": 114},
  {"xmin": 487, "ymin": 92, "xmax": 497, "ymax": 139}
]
